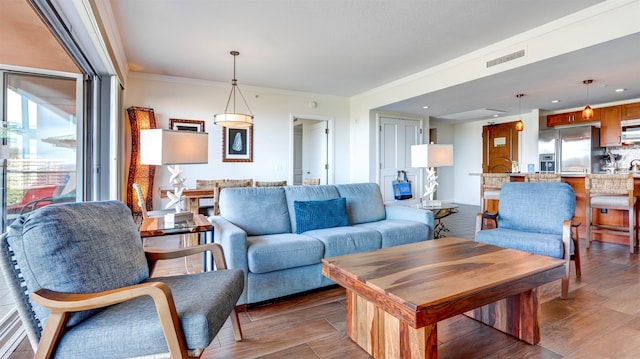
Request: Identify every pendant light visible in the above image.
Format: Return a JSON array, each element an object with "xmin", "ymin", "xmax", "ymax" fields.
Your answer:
[
  {"xmin": 515, "ymin": 93, "xmax": 524, "ymax": 132},
  {"xmin": 582, "ymin": 79, "xmax": 594, "ymax": 120},
  {"xmin": 214, "ymin": 51, "xmax": 254, "ymax": 128}
]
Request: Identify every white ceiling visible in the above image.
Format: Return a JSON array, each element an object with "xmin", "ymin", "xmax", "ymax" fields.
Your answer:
[{"xmin": 108, "ymin": 0, "xmax": 640, "ymax": 122}]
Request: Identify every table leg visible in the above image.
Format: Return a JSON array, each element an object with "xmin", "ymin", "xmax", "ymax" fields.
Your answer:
[
  {"xmin": 465, "ymin": 288, "xmax": 540, "ymax": 344},
  {"xmin": 346, "ymin": 289, "xmax": 438, "ymax": 358}
]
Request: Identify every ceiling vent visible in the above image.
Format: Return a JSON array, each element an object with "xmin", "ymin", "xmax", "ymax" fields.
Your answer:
[{"xmin": 486, "ymin": 49, "xmax": 525, "ymax": 68}]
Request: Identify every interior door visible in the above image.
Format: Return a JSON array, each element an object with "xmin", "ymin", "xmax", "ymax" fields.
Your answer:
[
  {"xmin": 482, "ymin": 122, "xmax": 519, "ymax": 173},
  {"xmin": 303, "ymin": 120, "xmax": 328, "ymax": 184},
  {"xmin": 379, "ymin": 117, "xmax": 421, "ymax": 202}
]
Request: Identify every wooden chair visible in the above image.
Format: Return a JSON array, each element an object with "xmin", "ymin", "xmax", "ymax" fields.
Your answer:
[
  {"xmin": 524, "ymin": 173, "xmax": 562, "ymax": 182},
  {"xmin": 303, "ymin": 178, "xmax": 320, "ymax": 185},
  {"xmin": 0, "ymin": 201, "xmax": 244, "ymax": 358},
  {"xmin": 585, "ymin": 173, "xmax": 637, "ymax": 253},
  {"xmin": 480, "ymin": 173, "xmax": 510, "ymax": 213},
  {"xmin": 475, "ymin": 182, "xmax": 576, "ymax": 298},
  {"xmin": 255, "ymin": 180, "xmax": 287, "ymax": 187}
]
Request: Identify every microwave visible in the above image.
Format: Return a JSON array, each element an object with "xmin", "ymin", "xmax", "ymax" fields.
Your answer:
[{"xmin": 621, "ymin": 119, "xmax": 640, "ymax": 142}]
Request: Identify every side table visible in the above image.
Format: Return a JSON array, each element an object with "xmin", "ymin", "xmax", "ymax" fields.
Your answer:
[
  {"xmin": 139, "ymin": 214, "xmax": 214, "ymax": 271},
  {"xmin": 385, "ymin": 200, "xmax": 459, "ymax": 238}
]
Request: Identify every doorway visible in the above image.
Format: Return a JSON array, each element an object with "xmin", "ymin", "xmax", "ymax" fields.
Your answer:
[
  {"xmin": 291, "ymin": 116, "xmax": 332, "ymax": 185},
  {"xmin": 482, "ymin": 121, "xmax": 520, "ymax": 173}
]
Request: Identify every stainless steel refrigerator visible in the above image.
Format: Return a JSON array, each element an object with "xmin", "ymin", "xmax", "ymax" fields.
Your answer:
[
  {"xmin": 537, "ymin": 126, "xmax": 604, "ymax": 173},
  {"xmin": 558, "ymin": 126, "xmax": 603, "ymax": 173}
]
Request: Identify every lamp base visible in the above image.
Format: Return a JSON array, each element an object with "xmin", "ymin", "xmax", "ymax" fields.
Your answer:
[
  {"xmin": 164, "ymin": 211, "xmax": 193, "ymax": 226},
  {"xmin": 421, "ymin": 199, "xmax": 442, "ymax": 208}
]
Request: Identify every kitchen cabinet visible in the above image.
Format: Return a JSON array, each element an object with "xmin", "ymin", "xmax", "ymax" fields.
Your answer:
[
  {"xmin": 600, "ymin": 105, "xmax": 622, "ymax": 147},
  {"xmin": 546, "ymin": 108, "xmax": 601, "ymax": 127},
  {"xmin": 621, "ymin": 102, "xmax": 640, "ymax": 120}
]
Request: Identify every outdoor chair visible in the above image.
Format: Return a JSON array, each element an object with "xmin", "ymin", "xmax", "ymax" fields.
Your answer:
[
  {"xmin": 0, "ymin": 200, "xmax": 243, "ymax": 358},
  {"xmin": 475, "ymin": 182, "xmax": 577, "ymax": 299}
]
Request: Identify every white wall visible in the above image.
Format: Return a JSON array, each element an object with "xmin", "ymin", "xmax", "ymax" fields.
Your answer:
[{"xmin": 124, "ymin": 73, "xmax": 350, "ymax": 209}]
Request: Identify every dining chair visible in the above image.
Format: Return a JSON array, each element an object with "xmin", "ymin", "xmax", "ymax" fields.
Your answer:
[
  {"xmin": 303, "ymin": 178, "xmax": 320, "ymax": 185},
  {"xmin": 213, "ymin": 179, "xmax": 254, "ymax": 215},
  {"xmin": 0, "ymin": 200, "xmax": 244, "ymax": 358},
  {"xmin": 255, "ymin": 180, "xmax": 287, "ymax": 187}
]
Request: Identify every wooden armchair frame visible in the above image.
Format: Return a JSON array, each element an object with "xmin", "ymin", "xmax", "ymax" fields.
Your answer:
[{"xmin": 29, "ymin": 243, "xmax": 242, "ymax": 359}]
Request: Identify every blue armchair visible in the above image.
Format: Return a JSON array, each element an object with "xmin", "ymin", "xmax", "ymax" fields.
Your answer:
[
  {"xmin": 0, "ymin": 201, "xmax": 244, "ymax": 358},
  {"xmin": 475, "ymin": 182, "xmax": 577, "ymax": 299}
]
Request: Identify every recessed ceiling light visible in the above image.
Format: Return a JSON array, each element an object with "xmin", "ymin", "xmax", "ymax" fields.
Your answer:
[
  {"xmin": 615, "ymin": 88, "xmax": 627, "ymax": 92},
  {"xmin": 492, "ymin": 114, "xmax": 499, "ymax": 118},
  {"xmin": 551, "ymin": 100, "xmax": 560, "ymax": 103},
  {"xmin": 422, "ymin": 106, "xmax": 430, "ymax": 109}
]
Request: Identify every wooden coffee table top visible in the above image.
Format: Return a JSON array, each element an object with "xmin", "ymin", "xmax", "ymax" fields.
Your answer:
[{"xmin": 322, "ymin": 237, "xmax": 565, "ymax": 328}]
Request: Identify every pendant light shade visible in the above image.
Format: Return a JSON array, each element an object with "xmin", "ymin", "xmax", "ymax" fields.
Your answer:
[
  {"xmin": 214, "ymin": 51, "xmax": 254, "ymax": 128},
  {"xmin": 516, "ymin": 93, "xmax": 524, "ymax": 132},
  {"xmin": 582, "ymin": 79, "xmax": 593, "ymax": 120}
]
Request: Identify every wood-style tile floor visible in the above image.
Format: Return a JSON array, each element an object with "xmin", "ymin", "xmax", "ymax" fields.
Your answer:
[{"xmin": 11, "ymin": 204, "xmax": 640, "ymax": 358}]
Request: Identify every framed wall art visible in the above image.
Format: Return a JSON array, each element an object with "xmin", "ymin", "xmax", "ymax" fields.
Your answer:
[
  {"xmin": 169, "ymin": 118, "xmax": 205, "ymax": 132},
  {"xmin": 223, "ymin": 126, "xmax": 253, "ymax": 162}
]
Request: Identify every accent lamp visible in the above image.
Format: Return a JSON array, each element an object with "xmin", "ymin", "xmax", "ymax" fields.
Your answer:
[
  {"xmin": 411, "ymin": 143, "xmax": 454, "ymax": 207},
  {"xmin": 214, "ymin": 51, "xmax": 254, "ymax": 128},
  {"xmin": 582, "ymin": 79, "xmax": 594, "ymax": 120},
  {"xmin": 139, "ymin": 129, "xmax": 208, "ymax": 223}
]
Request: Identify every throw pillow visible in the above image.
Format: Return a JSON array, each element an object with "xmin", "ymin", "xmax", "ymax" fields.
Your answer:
[{"xmin": 294, "ymin": 197, "xmax": 349, "ymax": 234}]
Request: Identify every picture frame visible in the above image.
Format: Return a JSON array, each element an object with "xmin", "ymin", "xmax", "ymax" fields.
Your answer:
[
  {"xmin": 169, "ymin": 118, "xmax": 205, "ymax": 132},
  {"xmin": 222, "ymin": 126, "xmax": 253, "ymax": 162}
]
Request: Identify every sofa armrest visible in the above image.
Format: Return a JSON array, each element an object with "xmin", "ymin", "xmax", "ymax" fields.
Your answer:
[
  {"xmin": 208, "ymin": 217, "xmax": 249, "ymax": 273},
  {"xmin": 385, "ymin": 205, "xmax": 435, "ymax": 228}
]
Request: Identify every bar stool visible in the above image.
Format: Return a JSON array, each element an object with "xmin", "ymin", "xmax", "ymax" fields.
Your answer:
[
  {"xmin": 480, "ymin": 173, "xmax": 510, "ymax": 213},
  {"xmin": 524, "ymin": 173, "xmax": 581, "ymax": 277},
  {"xmin": 586, "ymin": 173, "xmax": 636, "ymax": 254}
]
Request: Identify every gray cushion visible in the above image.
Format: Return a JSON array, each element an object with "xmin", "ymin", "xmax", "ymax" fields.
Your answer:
[
  {"xmin": 591, "ymin": 194, "xmax": 636, "ymax": 210},
  {"xmin": 284, "ymin": 185, "xmax": 340, "ymax": 233},
  {"xmin": 53, "ymin": 270, "xmax": 244, "ymax": 358},
  {"xmin": 357, "ymin": 219, "xmax": 429, "ymax": 247},
  {"xmin": 7, "ymin": 201, "xmax": 148, "ymax": 327},
  {"xmin": 294, "ymin": 197, "xmax": 349, "ymax": 233},
  {"xmin": 219, "ymin": 187, "xmax": 292, "ymax": 236},
  {"xmin": 335, "ymin": 183, "xmax": 386, "ymax": 224},
  {"xmin": 303, "ymin": 226, "xmax": 382, "ymax": 257},
  {"xmin": 498, "ymin": 182, "xmax": 575, "ymax": 234},
  {"xmin": 247, "ymin": 233, "xmax": 324, "ymax": 273},
  {"xmin": 476, "ymin": 228, "xmax": 564, "ymax": 258}
]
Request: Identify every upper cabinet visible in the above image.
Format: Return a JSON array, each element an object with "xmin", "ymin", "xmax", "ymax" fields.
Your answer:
[
  {"xmin": 621, "ymin": 103, "xmax": 640, "ymax": 120},
  {"xmin": 600, "ymin": 106, "xmax": 621, "ymax": 147},
  {"xmin": 546, "ymin": 108, "xmax": 601, "ymax": 127}
]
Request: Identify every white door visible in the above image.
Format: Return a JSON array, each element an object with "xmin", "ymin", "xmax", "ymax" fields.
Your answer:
[
  {"xmin": 293, "ymin": 125, "xmax": 303, "ymax": 185},
  {"xmin": 379, "ymin": 117, "xmax": 422, "ymax": 202},
  {"xmin": 303, "ymin": 120, "xmax": 328, "ymax": 184}
]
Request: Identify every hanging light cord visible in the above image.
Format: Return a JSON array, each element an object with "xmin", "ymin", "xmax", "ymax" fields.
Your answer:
[{"xmin": 222, "ymin": 51, "xmax": 253, "ymax": 116}]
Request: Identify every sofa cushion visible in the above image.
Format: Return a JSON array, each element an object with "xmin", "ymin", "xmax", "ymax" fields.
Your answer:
[
  {"xmin": 6, "ymin": 201, "xmax": 149, "ymax": 327},
  {"xmin": 335, "ymin": 183, "xmax": 386, "ymax": 224},
  {"xmin": 284, "ymin": 185, "xmax": 340, "ymax": 233},
  {"xmin": 219, "ymin": 187, "xmax": 292, "ymax": 236},
  {"xmin": 294, "ymin": 197, "xmax": 349, "ymax": 234},
  {"xmin": 247, "ymin": 233, "xmax": 324, "ymax": 274},
  {"xmin": 303, "ymin": 226, "xmax": 382, "ymax": 258},
  {"xmin": 54, "ymin": 270, "xmax": 243, "ymax": 357},
  {"xmin": 475, "ymin": 228, "xmax": 564, "ymax": 258},
  {"xmin": 498, "ymin": 182, "xmax": 575, "ymax": 235},
  {"xmin": 357, "ymin": 219, "xmax": 429, "ymax": 247}
]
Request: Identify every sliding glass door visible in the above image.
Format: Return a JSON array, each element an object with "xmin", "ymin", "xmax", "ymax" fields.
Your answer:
[{"xmin": 1, "ymin": 72, "xmax": 82, "ymax": 229}]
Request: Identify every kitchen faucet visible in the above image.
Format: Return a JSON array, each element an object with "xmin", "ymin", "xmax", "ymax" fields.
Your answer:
[{"xmin": 605, "ymin": 151, "xmax": 617, "ymax": 171}]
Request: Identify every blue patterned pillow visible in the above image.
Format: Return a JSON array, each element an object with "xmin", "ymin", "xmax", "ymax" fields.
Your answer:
[{"xmin": 294, "ymin": 197, "xmax": 349, "ymax": 234}]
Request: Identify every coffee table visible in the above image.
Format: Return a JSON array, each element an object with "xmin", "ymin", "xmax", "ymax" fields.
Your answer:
[{"xmin": 321, "ymin": 237, "xmax": 565, "ymax": 358}]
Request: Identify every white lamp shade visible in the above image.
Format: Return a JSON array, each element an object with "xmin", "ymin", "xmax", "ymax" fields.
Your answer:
[
  {"xmin": 411, "ymin": 144, "xmax": 454, "ymax": 168},
  {"xmin": 140, "ymin": 129, "xmax": 208, "ymax": 165},
  {"xmin": 214, "ymin": 113, "xmax": 253, "ymax": 128}
]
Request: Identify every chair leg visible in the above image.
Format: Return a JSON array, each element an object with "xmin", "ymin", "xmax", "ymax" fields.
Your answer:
[
  {"xmin": 561, "ymin": 276, "xmax": 569, "ymax": 299},
  {"xmin": 230, "ymin": 307, "xmax": 243, "ymax": 341},
  {"xmin": 586, "ymin": 205, "xmax": 592, "ymax": 249},
  {"xmin": 572, "ymin": 226, "xmax": 581, "ymax": 278},
  {"xmin": 629, "ymin": 207, "xmax": 636, "ymax": 254}
]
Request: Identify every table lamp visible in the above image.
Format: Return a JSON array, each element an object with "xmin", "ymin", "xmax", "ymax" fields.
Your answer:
[
  {"xmin": 411, "ymin": 143, "xmax": 454, "ymax": 207},
  {"xmin": 140, "ymin": 129, "xmax": 208, "ymax": 223}
]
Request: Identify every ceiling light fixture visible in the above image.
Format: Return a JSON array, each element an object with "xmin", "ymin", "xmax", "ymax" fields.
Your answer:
[
  {"xmin": 582, "ymin": 79, "xmax": 594, "ymax": 120},
  {"xmin": 615, "ymin": 88, "xmax": 626, "ymax": 92},
  {"xmin": 551, "ymin": 99, "xmax": 560, "ymax": 103},
  {"xmin": 516, "ymin": 93, "xmax": 524, "ymax": 132},
  {"xmin": 214, "ymin": 51, "xmax": 254, "ymax": 128}
]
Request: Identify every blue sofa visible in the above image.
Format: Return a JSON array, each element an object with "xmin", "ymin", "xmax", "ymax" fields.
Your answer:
[{"xmin": 209, "ymin": 182, "xmax": 434, "ymax": 305}]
